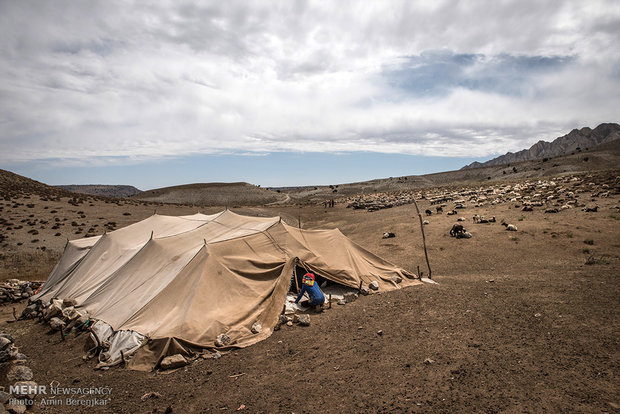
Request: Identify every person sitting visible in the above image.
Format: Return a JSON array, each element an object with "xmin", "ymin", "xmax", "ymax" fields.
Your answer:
[{"xmin": 291, "ymin": 272, "xmax": 325, "ymax": 311}]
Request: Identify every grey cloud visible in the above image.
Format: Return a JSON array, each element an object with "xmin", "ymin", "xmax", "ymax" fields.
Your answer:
[{"xmin": 0, "ymin": 1, "xmax": 619, "ymax": 164}]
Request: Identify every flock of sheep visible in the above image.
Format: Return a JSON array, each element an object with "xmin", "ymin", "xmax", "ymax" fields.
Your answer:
[{"xmin": 345, "ymin": 171, "xmax": 617, "ymax": 239}]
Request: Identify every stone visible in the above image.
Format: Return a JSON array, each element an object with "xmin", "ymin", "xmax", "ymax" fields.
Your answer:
[
  {"xmin": 343, "ymin": 292, "xmax": 358, "ymax": 303},
  {"xmin": 369, "ymin": 281, "xmax": 379, "ymax": 291},
  {"xmin": 11, "ymin": 381, "xmax": 38, "ymax": 399},
  {"xmin": 0, "ymin": 345, "xmax": 18, "ymax": 363},
  {"xmin": 160, "ymin": 354, "xmax": 188, "ymax": 370},
  {"xmin": 61, "ymin": 306, "xmax": 76, "ymax": 319},
  {"xmin": 584, "ymin": 203, "xmax": 598, "ymax": 212},
  {"xmin": 0, "ymin": 334, "xmax": 14, "ymax": 343},
  {"xmin": 6, "ymin": 401, "xmax": 26, "ymax": 414},
  {"xmin": 423, "ymin": 358, "xmax": 434, "ymax": 365},
  {"xmin": 21, "ymin": 305, "xmax": 37, "ymax": 318},
  {"xmin": 0, "ymin": 389, "xmax": 9, "ymax": 404},
  {"xmin": 62, "ymin": 298, "xmax": 77, "ymax": 307},
  {"xmin": 0, "ymin": 337, "xmax": 12, "ymax": 350},
  {"xmin": 376, "ymin": 330, "xmax": 383, "ymax": 336},
  {"xmin": 286, "ymin": 321, "xmax": 293, "ymax": 327},
  {"xmin": 359, "ymin": 287, "xmax": 370, "ymax": 296},
  {"xmin": 214, "ymin": 333, "xmax": 231, "ymax": 347},
  {"xmin": 212, "ymin": 351, "xmax": 222, "ymax": 360},
  {"xmin": 461, "ymin": 231, "xmax": 472, "ymax": 238},
  {"xmin": 140, "ymin": 391, "xmax": 162, "ymax": 401},
  {"xmin": 251, "ymin": 322, "xmax": 262, "ymax": 334},
  {"xmin": 7, "ymin": 366, "xmax": 33, "ymax": 382},
  {"xmin": 390, "ymin": 275, "xmax": 402, "ymax": 284},
  {"xmin": 49, "ymin": 317, "xmax": 66, "ymax": 331},
  {"xmin": 296, "ymin": 314, "xmax": 310, "ymax": 326},
  {"xmin": 278, "ymin": 315, "xmax": 291, "ymax": 324},
  {"xmin": 423, "ymin": 220, "xmax": 430, "ymax": 225}
]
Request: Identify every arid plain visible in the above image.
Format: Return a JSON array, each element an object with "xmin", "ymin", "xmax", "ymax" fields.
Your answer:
[{"xmin": 0, "ymin": 148, "xmax": 618, "ymax": 412}]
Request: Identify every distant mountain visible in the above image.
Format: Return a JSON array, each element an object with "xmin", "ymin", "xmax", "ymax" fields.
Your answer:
[
  {"xmin": 462, "ymin": 123, "xmax": 620, "ymax": 169},
  {"xmin": 57, "ymin": 185, "xmax": 142, "ymax": 198},
  {"xmin": 133, "ymin": 182, "xmax": 287, "ymax": 206}
]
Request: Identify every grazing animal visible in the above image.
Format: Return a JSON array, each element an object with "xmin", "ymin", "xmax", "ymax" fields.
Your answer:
[
  {"xmin": 447, "ymin": 210, "xmax": 457, "ymax": 215},
  {"xmin": 382, "ymin": 232, "xmax": 396, "ymax": 239},
  {"xmin": 425, "ymin": 209, "xmax": 433, "ymax": 216},
  {"xmin": 450, "ymin": 223, "xmax": 465, "ymax": 237},
  {"xmin": 522, "ymin": 205, "xmax": 533, "ymax": 212},
  {"xmin": 436, "ymin": 206, "xmax": 443, "ymax": 214},
  {"xmin": 505, "ymin": 224, "xmax": 518, "ymax": 231},
  {"xmin": 473, "ymin": 214, "xmax": 480, "ymax": 223}
]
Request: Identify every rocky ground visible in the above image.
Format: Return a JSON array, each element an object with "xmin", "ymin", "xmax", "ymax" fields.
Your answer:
[{"xmin": 0, "ymin": 169, "xmax": 618, "ymax": 412}]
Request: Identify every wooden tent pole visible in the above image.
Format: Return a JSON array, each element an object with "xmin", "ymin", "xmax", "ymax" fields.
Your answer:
[{"xmin": 412, "ymin": 197, "xmax": 432, "ymax": 279}]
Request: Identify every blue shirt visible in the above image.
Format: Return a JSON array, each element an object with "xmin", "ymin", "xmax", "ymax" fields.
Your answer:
[{"xmin": 295, "ymin": 282, "xmax": 325, "ymax": 305}]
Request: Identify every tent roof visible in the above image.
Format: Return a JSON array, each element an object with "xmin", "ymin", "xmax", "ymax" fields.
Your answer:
[{"xmin": 34, "ymin": 210, "xmax": 420, "ymax": 370}]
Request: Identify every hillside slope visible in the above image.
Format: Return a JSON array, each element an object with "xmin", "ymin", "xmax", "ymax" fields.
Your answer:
[
  {"xmin": 462, "ymin": 123, "xmax": 620, "ymax": 169},
  {"xmin": 282, "ymin": 138, "xmax": 620, "ymax": 203},
  {"xmin": 57, "ymin": 185, "xmax": 142, "ymax": 198},
  {"xmin": 133, "ymin": 182, "xmax": 287, "ymax": 206},
  {"xmin": 0, "ymin": 169, "xmax": 71, "ymax": 199}
]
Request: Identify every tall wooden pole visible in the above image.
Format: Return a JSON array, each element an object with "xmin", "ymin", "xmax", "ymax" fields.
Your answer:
[{"xmin": 412, "ymin": 197, "xmax": 432, "ymax": 279}]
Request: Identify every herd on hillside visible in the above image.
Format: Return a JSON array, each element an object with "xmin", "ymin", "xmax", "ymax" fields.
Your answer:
[{"xmin": 345, "ymin": 172, "xmax": 618, "ymax": 239}]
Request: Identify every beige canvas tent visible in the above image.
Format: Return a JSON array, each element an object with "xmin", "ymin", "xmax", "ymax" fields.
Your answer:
[{"xmin": 33, "ymin": 210, "xmax": 420, "ymax": 370}]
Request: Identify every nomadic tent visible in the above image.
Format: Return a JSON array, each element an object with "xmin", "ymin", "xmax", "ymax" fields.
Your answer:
[{"xmin": 33, "ymin": 210, "xmax": 420, "ymax": 370}]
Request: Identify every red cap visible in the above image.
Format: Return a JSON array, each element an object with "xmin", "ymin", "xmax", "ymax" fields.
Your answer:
[{"xmin": 303, "ymin": 272, "xmax": 315, "ymax": 280}]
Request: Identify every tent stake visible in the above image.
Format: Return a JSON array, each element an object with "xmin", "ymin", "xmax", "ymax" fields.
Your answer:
[
  {"xmin": 298, "ymin": 216, "xmax": 301, "ymax": 228},
  {"xmin": 412, "ymin": 197, "xmax": 432, "ymax": 279}
]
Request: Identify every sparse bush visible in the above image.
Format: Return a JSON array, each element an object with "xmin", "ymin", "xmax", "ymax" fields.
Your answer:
[
  {"xmin": 583, "ymin": 239, "xmax": 594, "ymax": 245},
  {"xmin": 585, "ymin": 255, "xmax": 610, "ymax": 265}
]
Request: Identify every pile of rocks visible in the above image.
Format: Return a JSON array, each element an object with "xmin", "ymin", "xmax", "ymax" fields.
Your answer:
[
  {"xmin": 0, "ymin": 280, "xmax": 43, "ymax": 304},
  {"xmin": 21, "ymin": 298, "xmax": 90, "ymax": 338},
  {"xmin": 0, "ymin": 333, "xmax": 37, "ymax": 413}
]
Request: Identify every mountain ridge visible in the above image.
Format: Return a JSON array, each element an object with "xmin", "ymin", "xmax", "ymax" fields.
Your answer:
[{"xmin": 462, "ymin": 123, "xmax": 620, "ymax": 169}]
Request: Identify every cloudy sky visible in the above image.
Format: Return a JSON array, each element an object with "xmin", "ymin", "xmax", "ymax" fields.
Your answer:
[{"xmin": 1, "ymin": 1, "xmax": 619, "ymax": 188}]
